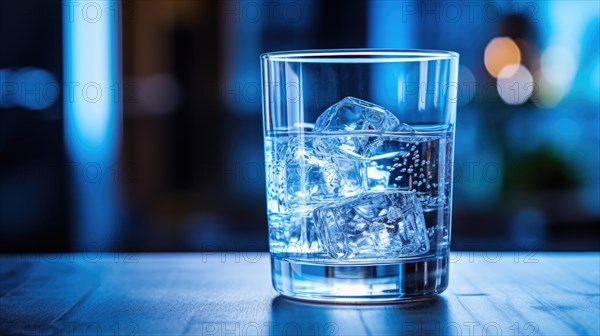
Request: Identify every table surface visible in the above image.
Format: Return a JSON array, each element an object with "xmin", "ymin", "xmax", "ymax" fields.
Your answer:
[{"xmin": 1, "ymin": 252, "xmax": 599, "ymax": 336}]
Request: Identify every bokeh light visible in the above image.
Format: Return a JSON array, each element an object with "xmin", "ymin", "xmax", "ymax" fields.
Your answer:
[
  {"xmin": 138, "ymin": 73, "xmax": 181, "ymax": 115},
  {"xmin": 497, "ymin": 64, "xmax": 534, "ymax": 105},
  {"xmin": 457, "ymin": 65, "xmax": 476, "ymax": 106},
  {"xmin": 533, "ymin": 69, "xmax": 568, "ymax": 108},
  {"xmin": 16, "ymin": 68, "xmax": 59, "ymax": 110},
  {"xmin": 0, "ymin": 68, "xmax": 59, "ymax": 110},
  {"xmin": 541, "ymin": 45, "xmax": 578, "ymax": 86},
  {"xmin": 484, "ymin": 37, "xmax": 521, "ymax": 78}
]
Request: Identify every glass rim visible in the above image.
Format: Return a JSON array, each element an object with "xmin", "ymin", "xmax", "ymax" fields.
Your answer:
[{"xmin": 261, "ymin": 48, "xmax": 459, "ymax": 63}]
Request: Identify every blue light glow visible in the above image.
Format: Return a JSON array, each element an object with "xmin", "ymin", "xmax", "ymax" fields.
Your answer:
[
  {"xmin": 368, "ymin": 1, "xmax": 416, "ymax": 109},
  {"xmin": 64, "ymin": 1, "xmax": 120, "ymax": 162},
  {"xmin": 368, "ymin": 1, "xmax": 415, "ymax": 49},
  {"xmin": 63, "ymin": 0, "xmax": 121, "ymax": 249}
]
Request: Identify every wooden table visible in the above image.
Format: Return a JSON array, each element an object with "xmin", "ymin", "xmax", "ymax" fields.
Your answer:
[{"xmin": 1, "ymin": 252, "xmax": 598, "ymax": 335}]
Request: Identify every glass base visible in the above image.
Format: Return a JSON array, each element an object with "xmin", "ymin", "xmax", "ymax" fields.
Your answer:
[{"xmin": 270, "ymin": 253, "xmax": 449, "ymax": 303}]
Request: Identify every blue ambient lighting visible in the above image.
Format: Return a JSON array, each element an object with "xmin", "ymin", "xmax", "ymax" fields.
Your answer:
[
  {"xmin": 63, "ymin": 0, "xmax": 121, "ymax": 248},
  {"xmin": 14, "ymin": 68, "xmax": 59, "ymax": 110},
  {"xmin": 367, "ymin": 1, "xmax": 416, "ymax": 109}
]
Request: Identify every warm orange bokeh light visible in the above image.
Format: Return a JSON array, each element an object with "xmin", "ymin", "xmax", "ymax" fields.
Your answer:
[{"xmin": 484, "ymin": 37, "xmax": 521, "ymax": 78}]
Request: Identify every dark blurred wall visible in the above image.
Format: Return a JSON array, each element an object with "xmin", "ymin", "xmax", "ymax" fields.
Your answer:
[
  {"xmin": 0, "ymin": 0, "xmax": 66, "ymax": 252},
  {"xmin": 117, "ymin": 0, "xmax": 371, "ymax": 251}
]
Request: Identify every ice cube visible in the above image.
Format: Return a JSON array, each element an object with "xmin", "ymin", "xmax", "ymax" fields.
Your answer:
[
  {"xmin": 314, "ymin": 97, "xmax": 400, "ymax": 132},
  {"xmin": 313, "ymin": 190, "xmax": 430, "ymax": 260},
  {"xmin": 284, "ymin": 136, "xmax": 366, "ymax": 211},
  {"xmin": 366, "ymin": 161, "xmax": 391, "ymax": 190},
  {"xmin": 313, "ymin": 97, "xmax": 401, "ymax": 159}
]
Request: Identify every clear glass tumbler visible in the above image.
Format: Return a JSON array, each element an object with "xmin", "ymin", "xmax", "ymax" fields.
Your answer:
[{"xmin": 261, "ymin": 49, "xmax": 459, "ymax": 302}]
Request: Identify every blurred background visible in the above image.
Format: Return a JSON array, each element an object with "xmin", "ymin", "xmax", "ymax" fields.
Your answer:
[{"xmin": 0, "ymin": 0, "xmax": 598, "ymax": 253}]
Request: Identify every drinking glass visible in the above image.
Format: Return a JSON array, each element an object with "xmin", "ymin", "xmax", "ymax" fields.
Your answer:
[{"xmin": 261, "ymin": 49, "xmax": 459, "ymax": 302}]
